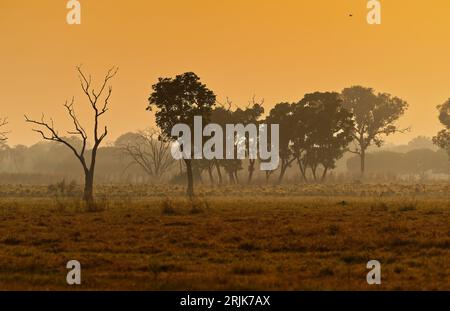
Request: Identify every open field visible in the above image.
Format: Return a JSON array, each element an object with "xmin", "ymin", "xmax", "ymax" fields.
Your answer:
[{"xmin": 0, "ymin": 184, "xmax": 449, "ymax": 290}]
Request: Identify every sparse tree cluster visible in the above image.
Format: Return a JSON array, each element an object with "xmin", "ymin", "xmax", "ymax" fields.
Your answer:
[
  {"xmin": 6, "ymin": 67, "xmax": 443, "ymax": 202},
  {"xmin": 146, "ymin": 72, "xmax": 412, "ymax": 195},
  {"xmin": 266, "ymin": 92, "xmax": 355, "ymax": 183}
]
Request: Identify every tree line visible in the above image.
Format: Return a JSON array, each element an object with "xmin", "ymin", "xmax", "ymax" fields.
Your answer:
[
  {"xmin": 147, "ymin": 73, "xmax": 409, "ymax": 196},
  {"xmin": 0, "ymin": 68, "xmax": 449, "ymax": 206}
]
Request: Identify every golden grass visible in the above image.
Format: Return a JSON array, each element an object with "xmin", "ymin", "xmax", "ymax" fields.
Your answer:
[{"xmin": 0, "ymin": 184, "xmax": 448, "ymax": 290}]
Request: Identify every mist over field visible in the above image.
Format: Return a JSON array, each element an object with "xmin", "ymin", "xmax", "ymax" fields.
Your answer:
[
  {"xmin": 0, "ymin": 0, "xmax": 449, "ymax": 293},
  {"xmin": 0, "ymin": 134, "xmax": 448, "ymax": 185}
]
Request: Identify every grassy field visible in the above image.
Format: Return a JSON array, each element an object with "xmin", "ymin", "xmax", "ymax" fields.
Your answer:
[{"xmin": 0, "ymin": 184, "xmax": 449, "ymax": 290}]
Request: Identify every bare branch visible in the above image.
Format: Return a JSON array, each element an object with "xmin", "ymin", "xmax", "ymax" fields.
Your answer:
[
  {"xmin": 63, "ymin": 98, "xmax": 88, "ymax": 156},
  {"xmin": 24, "ymin": 114, "xmax": 86, "ymax": 165},
  {"xmin": 94, "ymin": 67, "xmax": 119, "ymax": 101},
  {"xmin": 76, "ymin": 66, "xmax": 119, "ymax": 149}
]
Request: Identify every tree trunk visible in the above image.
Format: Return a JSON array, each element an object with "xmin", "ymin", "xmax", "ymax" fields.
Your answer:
[
  {"xmin": 228, "ymin": 171, "xmax": 235, "ymax": 184},
  {"xmin": 297, "ymin": 158, "xmax": 308, "ymax": 182},
  {"xmin": 320, "ymin": 166, "xmax": 329, "ymax": 183},
  {"xmin": 234, "ymin": 170, "xmax": 239, "ymax": 184},
  {"xmin": 184, "ymin": 159, "xmax": 194, "ymax": 197},
  {"xmin": 207, "ymin": 166, "xmax": 214, "ymax": 185},
  {"xmin": 265, "ymin": 171, "xmax": 270, "ymax": 184},
  {"xmin": 83, "ymin": 170, "xmax": 94, "ymax": 205},
  {"xmin": 84, "ymin": 147, "xmax": 99, "ymax": 208},
  {"xmin": 278, "ymin": 161, "xmax": 287, "ymax": 184},
  {"xmin": 360, "ymin": 149, "xmax": 366, "ymax": 178},
  {"xmin": 311, "ymin": 165, "xmax": 317, "ymax": 181},
  {"xmin": 195, "ymin": 167, "xmax": 203, "ymax": 184},
  {"xmin": 247, "ymin": 159, "xmax": 255, "ymax": 184},
  {"xmin": 215, "ymin": 161, "xmax": 223, "ymax": 185}
]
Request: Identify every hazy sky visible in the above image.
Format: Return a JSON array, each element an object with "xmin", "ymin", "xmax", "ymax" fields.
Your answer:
[{"xmin": 1, "ymin": 0, "xmax": 449, "ymax": 146}]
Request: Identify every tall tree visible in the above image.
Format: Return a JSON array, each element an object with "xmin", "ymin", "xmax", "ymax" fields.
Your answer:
[
  {"xmin": 290, "ymin": 103, "xmax": 312, "ymax": 182},
  {"xmin": 266, "ymin": 102, "xmax": 295, "ymax": 183},
  {"xmin": 296, "ymin": 92, "xmax": 354, "ymax": 182},
  {"xmin": 233, "ymin": 97, "xmax": 265, "ymax": 184},
  {"xmin": 433, "ymin": 99, "xmax": 450, "ymax": 158},
  {"xmin": 341, "ymin": 86, "xmax": 408, "ymax": 177},
  {"xmin": 210, "ymin": 105, "xmax": 233, "ymax": 185},
  {"xmin": 25, "ymin": 66, "xmax": 118, "ymax": 208},
  {"xmin": 147, "ymin": 72, "xmax": 216, "ymax": 197}
]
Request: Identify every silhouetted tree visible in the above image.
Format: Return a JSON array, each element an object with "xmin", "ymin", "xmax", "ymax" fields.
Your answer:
[
  {"xmin": 266, "ymin": 102, "xmax": 295, "ymax": 183},
  {"xmin": 342, "ymin": 86, "xmax": 408, "ymax": 177},
  {"xmin": 291, "ymin": 103, "xmax": 312, "ymax": 182},
  {"xmin": 25, "ymin": 66, "xmax": 118, "ymax": 208},
  {"xmin": 234, "ymin": 96, "xmax": 265, "ymax": 184},
  {"xmin": 209, "ymin": 105, "xmax": 233, "ymax": 185},
  {"xmin": 296, "ymin": 92, "xmax": 354, "ymax": 182},
  {"xmin": 433, "ymin": 99, "xmax": 450, "ymax": 159},
  {"xmin": 212, "ymin": 98, "xmax": 263, "ymax": 185},
  {"xmin": 118, "ymin": 128, "xmax": 174, "ymax": 179},
  {"xmin": 147, "ymin": 72, "xmax": 216, "ymax": 196}
]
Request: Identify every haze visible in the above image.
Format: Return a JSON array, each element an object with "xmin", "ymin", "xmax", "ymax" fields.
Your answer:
[{"xmin": 1, "ymin": 0, "xmax": 449, "ymax": 146}]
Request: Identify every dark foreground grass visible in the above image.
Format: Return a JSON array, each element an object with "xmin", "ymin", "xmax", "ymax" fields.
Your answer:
[{"xmin": 0, "ymin": 188, "xmax": 448, "ymax": 290}]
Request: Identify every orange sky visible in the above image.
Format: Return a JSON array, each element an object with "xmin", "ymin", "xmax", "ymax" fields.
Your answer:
[{"xmin": 1, "ymin": 0, "xmax": 449, "ymax": 146}]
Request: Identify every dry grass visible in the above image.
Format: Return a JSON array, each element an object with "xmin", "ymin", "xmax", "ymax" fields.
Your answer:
[{"xmin": 0, "ymin": 184, "xmax": 448, "ymax": 290}]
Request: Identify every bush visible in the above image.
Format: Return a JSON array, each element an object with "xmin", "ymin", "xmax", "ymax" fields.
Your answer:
[{"xmin": 161, "ymin": 198, "xmax": 176, "ymax": 215}]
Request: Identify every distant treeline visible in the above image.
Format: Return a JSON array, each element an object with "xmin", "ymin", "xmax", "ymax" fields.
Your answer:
[
  {"xmin": 347, "ymin": 149, "xmax": 450, "ymax": 179},
  {"xmin": 0, "ymin": 135, "xmax": 448, "ymax": 185},
  {"xmin": 0, "ymin": 141, "xmax": 150, "ymax": 184}
]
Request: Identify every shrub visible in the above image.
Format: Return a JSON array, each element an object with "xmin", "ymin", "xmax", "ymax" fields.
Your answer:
[{"xmin": 161, "ymin": 198, "xmax": 176, "ymax": 215}]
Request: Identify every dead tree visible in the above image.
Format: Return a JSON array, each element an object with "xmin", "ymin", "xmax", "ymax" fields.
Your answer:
[
  {"xmin": 25, "ymin": 66, "xmax": 118, "ymax": 206},
  {"xmin": 120, "ymin": 128, "xmax": 174, "ymax": 179}
]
